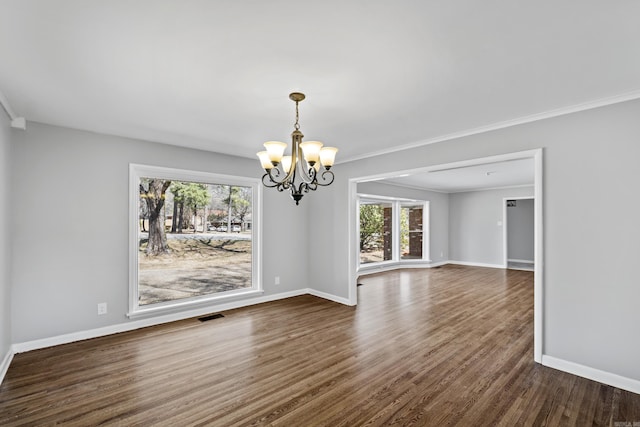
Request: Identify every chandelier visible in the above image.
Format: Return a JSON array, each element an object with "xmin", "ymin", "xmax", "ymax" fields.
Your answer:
[{"xmin": 257, "ymin": 92, "xmax": 338, "ymax": 205}]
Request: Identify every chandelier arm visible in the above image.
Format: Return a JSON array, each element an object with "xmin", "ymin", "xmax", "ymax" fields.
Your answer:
[
  {"xmin": 288, "ymin": 181, "xmax": 311, "ymax": 205},
  {"xmin": 293, "ymin": 143, "xmax": 319, "ymax": 185},
  {"xmin": 296, "ymin": 161, "xmax": 316, "ymax": 185},
  {"xmin": 261, "ymin": 173, "xmax": 277, "ymax": 188},
  {"xmin": 263, "ymin": 168, "xmax": 285, "ymax": 186},
  {"xmin": 295, "ymin": 182, "xmax": 311, "ymax": 195},
  {"xmin": 314, "ymin": 170, "xmax": 335, "ymax": 187},
  {"xmin": 262, "ymin": 172, "xmax": 285, "ymax": 188},
  {"xmin": 272, "ymin": 129, "xmax": 302, "ymax": 187},
  {"xmin": 271, "ymin": 178, "xmax": 290, "ymax": 193},
  {"xmin": 289, "ymin": 131, "xmax": 303, "ymax": 182}
]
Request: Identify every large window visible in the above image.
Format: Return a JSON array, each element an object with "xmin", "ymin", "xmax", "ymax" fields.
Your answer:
[
  {"xmin": 359, "ymin": 201, "xmax": 393, "ymax": 264},
  {"xmin": 129, "ymin": 164, "xmax": 261, "ymax": 317},
  {"xmin": 358, "ymin": 196, "xmax": 428, "ymax": 268}
]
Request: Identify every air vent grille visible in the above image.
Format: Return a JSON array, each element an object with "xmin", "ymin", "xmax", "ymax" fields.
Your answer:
[{"xmin": 198, "ymin": 313, "xmax": 225, "ymax": 322}]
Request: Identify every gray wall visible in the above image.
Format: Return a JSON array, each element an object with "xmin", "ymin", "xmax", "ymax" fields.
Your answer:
[
  {"xmin": 5, "ymin": 99, "xmax": 640, "ymax": 385},
  {"xmin": 507, "ymin": 198, "xmax": 534, "ymax": 262},
  {"xmin": 357, "ymin": 181, "xmax": 449, "ymax": 264},
  {"xmin": 449, "ymin": 187, "xmax": 533, "ymax": 266},
  {"xmin": 0, "ymin": 113, "xmax": 11, "ymax": 361},
  {"xmin": 308, "ymin": 98, "xmax": 640, "ymax": 381},
  {"xmin": 10, "ymin": 122, "xmax": 310, "ymax": 343}
]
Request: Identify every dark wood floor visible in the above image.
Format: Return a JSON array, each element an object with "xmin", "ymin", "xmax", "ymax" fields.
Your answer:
[{"xmin": 1, "ymin": 265, "xmax": 639, "ymax": 426}]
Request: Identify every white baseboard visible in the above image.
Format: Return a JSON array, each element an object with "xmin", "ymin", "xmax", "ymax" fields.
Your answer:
[
  {"xmin": 542, "ymin": 355, "xmax": 640, "ymax": 395},
  {"xmin": 307, "ymin": 288, "xmax": 352, "ymax": 306},
  {"xmin": 13, "ymin": 289, "xmax": 309, "ymax": 354},
  {"xmin": 448, "ymin": 260, "xmax": 505, "ymax": 269},
  {"xmin": 508, "ymin": 267, "xmax": 534, "ymax": 272},
  {"xmin": 395, "ymin": 261, "xmax": 448, "ymax": 269},
  {"xmin": 508, "ymin": 258, "xmax": 534, "ymax": 264},
  {"xmin": 428, "ymin": 260, "xmax": 450, "ymax": 268},
  {"xmin": 0, "ymin": 347, "xmax": 14, "ymax": 386},
  {"xmin": 358, "ymin": 260, "xmax": 448, "ymax": 276}
]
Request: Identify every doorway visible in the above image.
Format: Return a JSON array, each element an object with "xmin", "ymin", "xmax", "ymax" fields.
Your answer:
[
  {"xmin": 503, "ymin": 197, "xmax": 535, "ymax": 271},
  {"xmin": 348, "ymin": 148, "xmax": 543, "ymax": 363}
]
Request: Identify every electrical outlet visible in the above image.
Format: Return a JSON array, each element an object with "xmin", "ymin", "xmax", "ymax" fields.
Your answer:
[
  {"xmin": 274, "ymin": 276, "xmax": 280, "ymax": 285},
  {"xmin": 97, "ymin": 302, "xmax": 107, "ymax": 315}
]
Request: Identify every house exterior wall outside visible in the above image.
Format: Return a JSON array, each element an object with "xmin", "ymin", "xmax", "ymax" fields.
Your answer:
[
  {"xmin": 408, "ymin": 207, "xmax": 422, "ymax": 258},
  {"xmin": 308, "ymin": 98, "xmax": 640, "ymax": 382},
  {"xmin": 382, "ymin": 207, "xmax": 392, "ymax": 261}
]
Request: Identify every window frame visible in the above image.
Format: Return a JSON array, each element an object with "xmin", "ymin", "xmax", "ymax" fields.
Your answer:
[
  {"xmin": 128, "ymin": 163, "xmax": 262, "ymax": 318},
  {"xmin": 357, "ymin": 194, "xmax": 430, "ymax": 271},
  {"xmin": 358, "ymin": 199, "xmax": 396, "ymax": 266},
  {"xmin": 399, "ymin": 202, "xmax": 429, "ymax": 261}
]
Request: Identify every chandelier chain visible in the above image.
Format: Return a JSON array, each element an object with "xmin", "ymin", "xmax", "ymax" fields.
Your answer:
[{"xmin": 294, "ymin": 101, "xmax": 300, "ymax": 130}]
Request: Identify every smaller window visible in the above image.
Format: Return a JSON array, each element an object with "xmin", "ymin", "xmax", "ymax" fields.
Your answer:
[
  {"xmin": 400, "ymin": 204, "xmax": 424, "ymax": 260},
  {"xmin": 359, "ymin": 201, "xmax": 393, "ymax": 265}
]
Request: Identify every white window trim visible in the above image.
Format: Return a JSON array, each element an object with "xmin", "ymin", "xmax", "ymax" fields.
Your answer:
[
  {"xmin": 128, "ymin": 163, "xmax": 262, "ymax": 319},
  {"xmin": 399, "ymin": 201, "xmax": 430, "ymax": 262}
]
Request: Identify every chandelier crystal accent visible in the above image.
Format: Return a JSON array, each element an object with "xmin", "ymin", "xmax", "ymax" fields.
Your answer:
[{"xmin": 257, "ymin": 92, "xmax": 338, "ymax": 205}]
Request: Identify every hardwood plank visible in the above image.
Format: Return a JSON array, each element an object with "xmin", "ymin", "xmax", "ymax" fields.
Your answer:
[{"xmin": 1, "ymin": 265, "xmax": 639, "ymax": 426}]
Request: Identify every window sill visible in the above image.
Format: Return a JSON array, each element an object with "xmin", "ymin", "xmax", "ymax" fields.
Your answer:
[{"xmin": 127, "ymin": 288, "xmax": 264, "ymax": 319}]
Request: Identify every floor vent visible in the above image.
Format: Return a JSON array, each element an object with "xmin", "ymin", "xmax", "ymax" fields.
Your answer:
[{"xmin": 198, "ymin": 313, "xmax": 225, "ymax": 322}]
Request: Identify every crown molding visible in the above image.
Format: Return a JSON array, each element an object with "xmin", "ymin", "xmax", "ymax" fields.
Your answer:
[{"xmin": 340, "ymin": 89, "xmax": 640, "ymax": 164}]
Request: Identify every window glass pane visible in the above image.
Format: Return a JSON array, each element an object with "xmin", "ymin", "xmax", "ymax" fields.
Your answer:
[
  {"xmin": 138, "ymin": 179, "xmax": 253, "ymax": 306},
  {"xmin": 359, "ymin": 202, "xmax": 393, "ymax": 264},
  {"xmin": 400, "ymin": 205, "xmax": 423, "ymax": 260}
]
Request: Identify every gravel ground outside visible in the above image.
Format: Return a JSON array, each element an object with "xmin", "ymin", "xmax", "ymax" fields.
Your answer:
[
  {"xmin": 360, "ymin": 249, "xmax": 384, "ymax": 264},
  {"xmin": 138, "ymin": 234, "xmax": 251, "ymax": 306}
]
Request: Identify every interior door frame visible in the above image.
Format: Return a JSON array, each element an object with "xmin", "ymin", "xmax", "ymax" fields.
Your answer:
[{"xmin": 348, "ymin": 148, "xmax": 544, "ymax": 363}]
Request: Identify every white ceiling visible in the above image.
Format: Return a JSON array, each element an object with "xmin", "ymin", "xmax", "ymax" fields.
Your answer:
[{"xmin": 1, "ymin": 1, "xmax": 640, "ymax": 162}]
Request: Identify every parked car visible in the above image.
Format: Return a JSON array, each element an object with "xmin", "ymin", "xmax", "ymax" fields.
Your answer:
[
  {"xmin": 216, "ymin": 226, "xmax": 227, "ymax": 232},
  {"xmin": 231, "ymin": 225, "xmax": 241, "ymax": 233}
]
